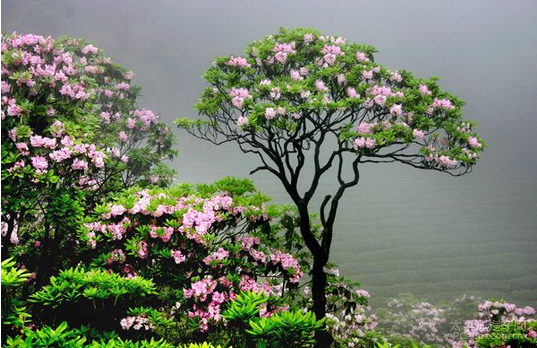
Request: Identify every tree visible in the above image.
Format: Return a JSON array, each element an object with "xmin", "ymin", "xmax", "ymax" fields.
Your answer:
[
  {"xmin": 177, "ymin": 27, "xmax": 486, "ymax": 347},
  {"xmin": 1, "ymin": 33, "xmax": 176, "ymax": 284}
]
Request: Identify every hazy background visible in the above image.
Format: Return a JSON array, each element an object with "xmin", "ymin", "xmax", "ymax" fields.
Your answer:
[{"xmin": 3, "ymin": 0, "xmax": 536, "ymax": 307}]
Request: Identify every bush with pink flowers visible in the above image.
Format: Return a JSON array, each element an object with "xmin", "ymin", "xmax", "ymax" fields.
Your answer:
[{"xmin": 1, "ymin": 33, "xmax": 176, "ymax": 287}]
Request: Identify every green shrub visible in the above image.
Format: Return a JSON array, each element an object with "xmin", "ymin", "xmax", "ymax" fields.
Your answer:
[
  {"xmin": 1, "ymin": 258, "xmax": 33, "ymax": 334},
  {"xmin": 246, "ymin": 310, "xmax": 325, "ymax": 348},
  {"xmin": 29, "ymin": 268, "xmax": 157, "ymax": 332},
  {"xmin": 30, "ymin": 267, "xmax": 156, "ymax": 308},
  {"xmin": 4, "ymin": 322, "xmax": 179, "ymax": 348}
]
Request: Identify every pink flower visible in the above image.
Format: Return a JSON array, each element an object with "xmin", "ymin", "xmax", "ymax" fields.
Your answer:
[
  {"xmin": 8, "ymin": 128, "xmax": 18, "ymax": 141},
  {"xmin": 16, "ymin": 143, "xmax": 29, "ymax": 156},
  {"xmin": 418, "ymin": 84, "xmax": 432, "ymax": 95},
  {"xmin": 71, "ymin": 159, "xmax": 88, "ymax": 171},
  {"xmin": 346, "ymin": 87, "xmax": 359, "ymax": 99},
  {"xmin": 362, "ymin": 70, "xmax": 374, "ymax": 80},
  {"xmin": 237, "ymin": 116, "xmax": 249, "ymax": 127},
  {"xmin": 118, "ymin": 131, "xmax": 128, "ymax": 142},
  {"xmin": 437, "ymin": 155, "xmax": 457, "ymax": 168},
  {"xmin": 432, "ymin": 98, "xmax": 455, "ymax": 110},
  {"xmin": 203, "ymin": 247, "xmax": 230, "ymax": 265},
  {"xmin": 468, "ymin": 136, "xmax": 482, "ymax": 148},
  {"xmin": 413, "ymin": 129, "xmax": 425, "ymax": 140},
  {"xmin": 1, "ymin": 81, "xmax": 10, "ymax": 94},
  {"xmin": 389, "ymin": 104, "xmax": 403, "ymax": 116},
  {"xmin": 337, "ymin": 74, "xmax": 346, "ymax": 85},
  {"xmin": 229, "ymin": 88, "xmax": 252, "ymax": 109},
  {"xmin": 226, "ymin": 56, "xmax": 251, "ymax": 68},
  {"xmin": 272, "ymin": 42, "xmax": 296, "ymax": 64},
  {"xmin": 356, "ymin": 52, "xmax": 370, "ymax": 62},
  {"xmin": 49, "ymin": 148, "xmax": 72, "ymax": 162},
  {"xmin": 365, "ymin": 138, "xmax": 376, "ymax": 149},
  {"xmin": 137, "ymin": 240, "xmax": 148, "ymax": 259},
  {"xmin": 134, "ymin": 109, "xmax": 158, "ymax": 126},
  {"xmin": 315, "ymin": 80, "xmax": 328, "ymax": 92},
  {"xmin": 110, "ymin": 204, "xmax": 126, "ymax": 217},
  {"xmin": 126, "ymin": 118, "xmax": 136, "ymax": 129},
  {"xmin": 357, "ymin": 122, "xmax": 375, "ymax": 134},
  {"xmin": 81, "ymin": 44, "xmax": 99, "ymax": 55},
  {"xmin": 320, "ymin": 44, "xmax": 345, "ymax": 66},
  {"xmin": 171, "ymin": 249, "xmax": 186, "ymax": 264},
  {"xmin": 116, "ymin": 82, "xmax": 130, "ymax": 91},
  {"xmin": 31, "ymin": 156, "xmax": 48, "ymax": 172},
  {"xmin": 356, "ymin": 289, "xmax": 370, "ymax": 298},
  {"xmin": 7, "ymin": 103, "xmax": 23, "ymax": 116},
  {"xmin": 353, "ymin": 137, "xmax": 376, "ymax": 150},
  {"xmin": 265, "ymin": 107, "xmax": 276, "ymax": 120},
  {"xmin": 270, "ymin": 87, "xmax": 281, "ymax": 100},
  {"xmin": 390, "ymin": 71, "xmax": 402, "ymax": 82},
  {"xmin": 303, "ymin": 33, "xmax": 314, "ymax": 43},
  {"xmin": 290, "ymin": 69, "xmax": 303, "ymax": 81}
]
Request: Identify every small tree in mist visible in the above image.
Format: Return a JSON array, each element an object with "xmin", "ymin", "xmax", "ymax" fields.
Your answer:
[{"xmin": 177, "ymin": 27, "xmax": 485, "ymax": 347}]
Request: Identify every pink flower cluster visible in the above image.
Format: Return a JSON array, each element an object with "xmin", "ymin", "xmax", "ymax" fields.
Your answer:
[
  {"xmin": 133, "ymin": 109, "xmax": 158, "ymax": 126},
  {"xmin": 270, "ymin": 42, "xmax": 296, "ymax": 64},
  {"xmin": 460, "ymin": 300, "xmax": 536, "ymax": 347},
  {"xmin": 229, "ymin": 87, "xmax": 252, "ymax": 109},
  {"xmin": 353, "ymin": 137, "xmax": 376, "ymax": 150},
  {"xmin": 227, "ymin": 56, "xmax": 251, "ymax": 68},
  {"xmin": 203, "ymin": 247, "xmax": 230, "ymax": 266},
  {"xmin": 270, "ymin": 250, "xmax": 302, "ymax": 283},
  {"xmin": 149, "ymin": 226, "xmax": 174, "ymax": 242},
  {"xmin": 366, "ymin": 84, "xmax": 403, "ymax": 108},
  {"xmin": 120, "ymin": 315, "xmax": 154, "ymax": 331},
  {"xmin": 319, "ymin": 44, "xmax": 345, "ymax": 66},
  {"xmin": 424, "ymin": 145, "xmax": 458, "ymax": 169}
]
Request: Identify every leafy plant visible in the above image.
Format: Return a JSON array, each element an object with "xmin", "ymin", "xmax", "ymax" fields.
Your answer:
[
  {"xmin": 4, "ymin": 321, "xmax": 179, "ymax": 348},
  {"xmin": 1, "ymin": 258, "xmax": 33, "ymax": 335},
  {"xmin": 30, "ymin": 267, "xmax": 156, "ymax": 308},
  {"xmin": 181, "ymin": 343, "xmax": 227, "ymax": 348},
  {"xmin": 247, "ymin": 310, "xmax": 325, "ymax": 348}
]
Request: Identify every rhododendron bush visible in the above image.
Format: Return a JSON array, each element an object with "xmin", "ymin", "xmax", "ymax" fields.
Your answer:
[
  {"xmin": 1, "ymin": 33, "xmax": 175, "ymax": 283},
  {"xmin": 177, "ymin": 27, "xmax": 486, "ymax": 347},
  {"xmin": 76, "ymin": 177, "xmax": 308, "ymax": 341}
]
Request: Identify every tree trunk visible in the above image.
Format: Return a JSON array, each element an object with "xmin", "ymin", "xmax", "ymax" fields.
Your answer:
[
  {"xmin": 296, "ymin": 204, "xmax": 333, "ymax": 347},
  {"xmin": 312, "ymin": 259, "xmax": 333, "ymax": 348}
]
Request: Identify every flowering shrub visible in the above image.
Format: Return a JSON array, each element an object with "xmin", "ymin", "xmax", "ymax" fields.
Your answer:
[
  {"xmin": 459, "ymin": 299, "xmax": 536, "ymax": 348},
  {"xmin": 314, "ymin": 267, "xmax": 380, "ymax": 348},
  {"xmin": 78, "ymin": 177, "xmax": 305, "ymax": 340},
  {"xmin": 1, "ymin": 33, "xmax": 175, "ymax": 285},
  {"xmin": 376, "ymin": 293, "xmax": 482, "ymax": 347}
]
